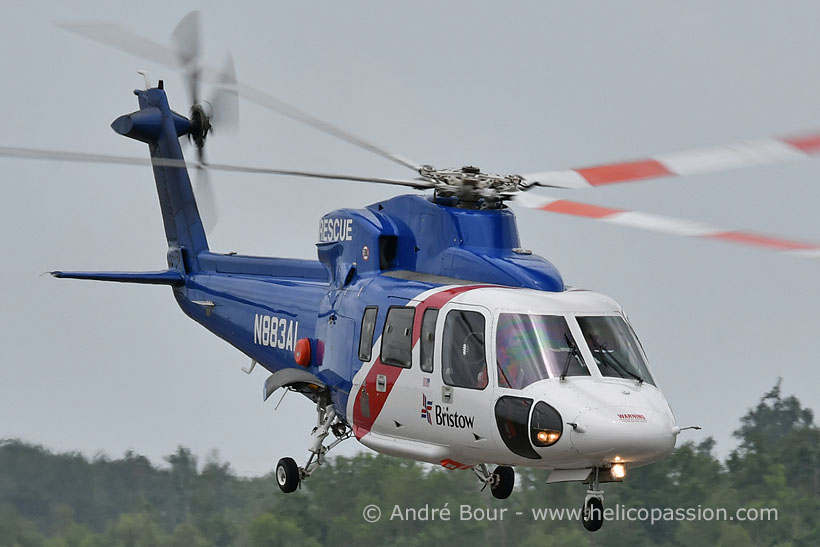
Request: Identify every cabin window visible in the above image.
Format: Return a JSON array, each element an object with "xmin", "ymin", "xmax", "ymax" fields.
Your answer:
[
  {"xmin": 442, "ymin": 309, "xmax": 488, "ymax": 389},
  {"xmin": 358, "ymin": 306, "xmax": 378, "ymax": 362},
  {"xmin": 419, "ymin": 308, "xmax": 438, "ymax": 373},
  {"xmin": 380, "ymin": 307, "xmax": 415, "ymax": 368}
]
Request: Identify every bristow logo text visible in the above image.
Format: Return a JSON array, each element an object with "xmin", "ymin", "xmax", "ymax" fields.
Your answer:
[{"xmin": 421, "ymin": 395, "xmax": 475, "ymax": 429}]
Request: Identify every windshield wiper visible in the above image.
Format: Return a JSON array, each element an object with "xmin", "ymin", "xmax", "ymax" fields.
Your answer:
[
  {"xmin": 560, "ymin": 334, "xmax": 583, "ymax": 380},
  {"xmin": 589, "ymin": 339, "xmax": 644, "ymax": 384}
]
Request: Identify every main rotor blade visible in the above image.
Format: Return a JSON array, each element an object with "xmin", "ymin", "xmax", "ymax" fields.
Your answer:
[
  {"xmin": 521, "ymin": 132, "xmax": 820, "ymax": 190},
  {"xmin": 514, "ymin": 192, "xmax": 820, "ymax": 259},
  {"xmin": 0, "ymin": 145, "xmax": 430, "ymax": 188},
  {"xmin": 58, "ymin": 17, "xmax": 422, "ymax": 173},
  {"xmin": 234, "ymin": 82, "xmax": 421, "ymax": 172},
  {"xmin": 58, "ymin": 21, "xmax": 178, "ymax": 71}
]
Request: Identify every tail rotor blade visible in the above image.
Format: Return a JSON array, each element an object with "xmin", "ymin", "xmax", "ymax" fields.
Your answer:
[
  {"xmin": 171, "ymin": 10, "xmax": 202, "ymax": 106},
  {"xmin": 208, "ymin": 53, "xmax": 239, "ymax": 132},
  {"xmin": 194, "ymin": 167, "xmax": 219, "ymax": 234}
]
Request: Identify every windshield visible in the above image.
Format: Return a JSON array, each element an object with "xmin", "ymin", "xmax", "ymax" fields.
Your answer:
[
  {"xmin": 576, "ymin": 316, "xmax": 655, "ymax": 386},
  {"xmin": 496, "ymin": 314, "xmax": 590, "ymax": 389}
]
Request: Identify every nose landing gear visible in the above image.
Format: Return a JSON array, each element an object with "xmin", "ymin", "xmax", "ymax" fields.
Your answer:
[{"xmin": 582, "ymin": 468, "xmax": 605, "ymax": 532}]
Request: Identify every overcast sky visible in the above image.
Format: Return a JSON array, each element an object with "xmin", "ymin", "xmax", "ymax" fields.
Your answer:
[{"xmin": 2, "ymin": 1, "xmax": 819, "ymax": 476}]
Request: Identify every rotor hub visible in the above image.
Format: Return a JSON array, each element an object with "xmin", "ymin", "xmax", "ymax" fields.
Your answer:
[
  {"xmin": 419, "ymin": 165, "xmax": 522, "ymax": 208},
  {"xmin": 189, "ymin": 103, "xmax": 212, "ymax": 151}
]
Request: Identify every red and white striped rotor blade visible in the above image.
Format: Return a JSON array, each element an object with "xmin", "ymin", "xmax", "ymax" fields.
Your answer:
[
  {"xmin": 514, "ymin": 192, "xmax": 820, "ymax": 259},
  {"xmin": 521, "ymin": 132, "xmax": 820, "ymax": 189}
]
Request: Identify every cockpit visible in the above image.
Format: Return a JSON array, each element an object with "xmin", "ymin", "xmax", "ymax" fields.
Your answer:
[
  {"xmin": 495, "ymin": 313, "xmax": 655, "ymax": 389},
  {"xmin": 428, "ymin": 287, "xmax": 656, "ymax": 393},
  {"xmin": 354, "ymin": 285, "xmax": 675, "ymax": 472}
]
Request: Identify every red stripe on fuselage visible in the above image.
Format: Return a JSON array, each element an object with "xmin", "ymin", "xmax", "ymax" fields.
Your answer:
[
  {"xmin": 410, "ymin": 285, "xmax": 493, "ymax": 345},
  {"xmin": 352, "ymin": 285, "xmax": 492, "ymax": 439}
]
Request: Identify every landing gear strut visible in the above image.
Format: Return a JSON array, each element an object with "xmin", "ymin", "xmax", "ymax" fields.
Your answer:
[
  {"xmin": 276, "ymin": 394, "xmax": 352, "ymax": 494},
  {"xmin": 473, "ymin": 464, "xmax": 515, "ymax": 500},
  {"xmin": 582, "ymin": 468, "xmax": 605, "ymax": 532}
]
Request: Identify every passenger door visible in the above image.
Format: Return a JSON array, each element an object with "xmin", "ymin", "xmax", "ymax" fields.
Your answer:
[{"xmin": 422, "ymin": 303, "xmax": 496, "ymax": 462}]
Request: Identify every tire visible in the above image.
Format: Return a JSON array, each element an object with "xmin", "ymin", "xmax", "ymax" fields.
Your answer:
[
  {"xmin": 582, "ymin": 496, "xmax": 604, "ymax": 532},
  {"xmin": 490, "ymin": 466, "xmax": 515, "ymax": 500},
  {"xmin": 276, "ymin": 457, "xmax": 300, "ymax": 493}
]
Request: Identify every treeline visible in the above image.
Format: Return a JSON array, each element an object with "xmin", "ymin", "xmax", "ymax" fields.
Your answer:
[{"xmin": 1, "ymin": 381, "xmax": 817, "ymax": 546}]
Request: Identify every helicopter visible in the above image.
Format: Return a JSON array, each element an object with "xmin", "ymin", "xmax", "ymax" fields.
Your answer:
[{"xmin": 4, "ymin": 12, "xmax": 820, "ymax": 533}]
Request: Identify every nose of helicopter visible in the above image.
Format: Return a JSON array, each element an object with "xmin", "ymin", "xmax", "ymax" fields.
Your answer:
[{"xmin": 569, "ymin": 404, "xmax": 677, "ymax": 465}]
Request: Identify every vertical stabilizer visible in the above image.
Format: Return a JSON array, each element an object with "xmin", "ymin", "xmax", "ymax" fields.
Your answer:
[{"xmin": 111, "ymin": 85, "xmax": 208, "ymax": 271}]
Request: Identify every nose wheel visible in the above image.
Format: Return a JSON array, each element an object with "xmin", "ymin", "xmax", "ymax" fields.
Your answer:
[
  {"xmin": 582, "ymin": 492, "xmax": 604, "ymax": 531},
  {"xmin": 582, "ymin": 468, "xmax": 605, "ymax": 532}
]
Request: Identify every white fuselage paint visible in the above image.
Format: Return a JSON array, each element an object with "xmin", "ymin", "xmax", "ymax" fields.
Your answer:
[{"xmin": 349, "ymin": 286, "xmax": 678, "ymax": 474}]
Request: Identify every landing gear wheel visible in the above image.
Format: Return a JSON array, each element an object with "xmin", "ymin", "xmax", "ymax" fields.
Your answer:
[
  {"xmin": 490, "ymin": 466, "xmax": 515, "ymax": 500},
  {"xmin": 276, "ymin": 457, "xmax": 300, "ymax": 493},
  {"xmin": 582, "ymin": 496, "xmax": 604, "ymax": 532}
]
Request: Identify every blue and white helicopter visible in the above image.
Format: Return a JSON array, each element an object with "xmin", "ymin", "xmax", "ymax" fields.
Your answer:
[{"xmin": 6, "ymin": 12, "xmax": 820, "ymax": 532}]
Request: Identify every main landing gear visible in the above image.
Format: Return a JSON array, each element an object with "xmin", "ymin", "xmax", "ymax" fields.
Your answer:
[
  {"xmin": 473, "ymin": 464, "xmax": 515, "ymax": 500},
  {"xmin": 276, "ymin": 396, "xmax": 352, "ymax": 493},
  {"xmin": 582, "ymin": 468, "xmax": 605, "ymax": 532}
]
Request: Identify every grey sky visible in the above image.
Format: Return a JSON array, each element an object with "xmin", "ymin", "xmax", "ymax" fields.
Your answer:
[{"xmin": 1, "ymin": 1, "xmax": 819, "ymax": 476}]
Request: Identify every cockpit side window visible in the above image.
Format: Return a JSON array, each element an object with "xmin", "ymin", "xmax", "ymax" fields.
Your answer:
[
  {"xmin": 380, "ymin": 307, "xmax": 415, "ymax": 368},
  {"xmin": 496, "ymin": 314, "xmax": 589, "ymax": 389},
  {"xmin": 442, "ymin": 310, "xmax": 488, "ymax": 389},
  {"xmin": 419, "ymin": 308, "xmax": 438, "ymax": 373}
]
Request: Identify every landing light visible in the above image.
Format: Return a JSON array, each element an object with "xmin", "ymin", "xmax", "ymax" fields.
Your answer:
[
  {"xmin": 530, "ymin": 402, "xmax": 563, "ymax": 447},
  {"xmin": 535, "ymin": 430, "xmax": 561, "ymax": 445},
  {"xmin": 611, "ymin": 462, "xmax": 626, "ymax": 479}
]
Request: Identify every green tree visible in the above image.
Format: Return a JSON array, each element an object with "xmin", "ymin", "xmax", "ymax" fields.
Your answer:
[
  {"xmin": 1, "ymin": 381, "xmax": 818, "ymax": 546},
  {"xmin": 98, "ymin": 512, "xmax": 164, "ymax": 547},
  {"xmin": 249, "ymin": 514, "xmax": 320, "ymax": 547},
  {"xmin": 0, "ymin": 504, "xmax": 45, "ymax": 547}
]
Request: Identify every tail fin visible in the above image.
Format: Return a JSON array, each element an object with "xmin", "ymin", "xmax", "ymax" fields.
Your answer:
[{"xmin": 111, "ymin": 83, "xmax": 208, "ymax": 272}]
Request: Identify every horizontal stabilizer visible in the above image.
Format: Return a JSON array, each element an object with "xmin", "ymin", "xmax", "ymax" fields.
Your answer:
[{"xmin": 50, "ymin": 269, "xmax": 184, "ymax": 286}]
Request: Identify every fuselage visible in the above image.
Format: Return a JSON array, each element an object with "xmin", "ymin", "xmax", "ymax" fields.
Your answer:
[
  {"xmin": 172, "ymin": 194, "xmax": 678, "ymax": 473},
  {"xmin": 52, "ymin": 84, "xmax": 675, "ymax": 490}
]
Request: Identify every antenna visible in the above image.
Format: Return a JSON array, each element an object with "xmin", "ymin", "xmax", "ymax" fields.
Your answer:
[{"xmin": 136, "ymin": 69, "xmax": 151, "ymax": 89}]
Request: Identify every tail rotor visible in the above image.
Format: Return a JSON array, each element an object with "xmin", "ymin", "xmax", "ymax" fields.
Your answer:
[{"xmin": 170, "ymin": 11, "xmax": 238, "ymax": 233}]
